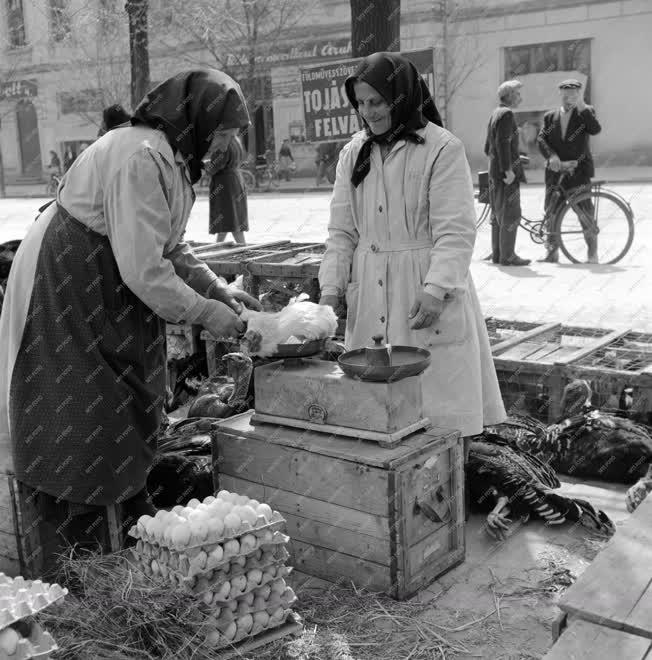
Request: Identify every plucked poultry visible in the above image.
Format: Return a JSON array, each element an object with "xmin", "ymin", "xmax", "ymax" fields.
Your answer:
[
  {"xmin": 240, "ymin": 299, "xmax": 338, "ymax": 358},
  {"xmin": 484, "ymin": 379, "xmax": 652, "ymax": 512},
  {"xmin": 467, "ymin": 435, "xmax": 615, "ymax": 540}
]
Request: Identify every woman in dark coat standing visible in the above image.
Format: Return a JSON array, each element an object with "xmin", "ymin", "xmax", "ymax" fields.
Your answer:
[{"xmin": 206, "ymin": 135, "xmax": 249, "ymax": 244}]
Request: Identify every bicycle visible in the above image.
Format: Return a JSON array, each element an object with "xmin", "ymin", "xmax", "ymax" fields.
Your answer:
[
  {"xmin": 475, "ymin": 164, "xmax": 635, "ymax": 264},
  {"xmin": 254, "ymin": 159, "xmax": 281, "ymax": 192}
]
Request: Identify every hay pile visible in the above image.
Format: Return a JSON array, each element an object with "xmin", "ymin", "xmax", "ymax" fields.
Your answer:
[{"xmin": 39, "ymin": 553, "xmax": 474, "ymax": 660}]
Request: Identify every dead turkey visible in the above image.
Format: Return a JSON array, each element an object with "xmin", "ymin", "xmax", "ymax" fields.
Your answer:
[{"xmin": 468, "ymin": 435, "xmax": 615, "ymax": 540}]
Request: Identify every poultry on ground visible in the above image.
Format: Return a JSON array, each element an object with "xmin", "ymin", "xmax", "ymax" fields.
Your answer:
[
  {"xmin": 484, "ymin": 379, "xmax": 652, "ymax": 513},
  {"xmin": 187, "ymin": 352, "xmax": 254, "ymax": 419},
  {"xmin": 240, "ymin": 300, "xmax": 338, "ymax": 358},
  {"xmin": 467, "ymin": 435, "xmax": 616, "ymax": 540}
]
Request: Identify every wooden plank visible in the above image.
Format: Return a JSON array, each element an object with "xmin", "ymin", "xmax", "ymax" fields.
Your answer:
[
  {"xmin": 557, "ymin": 329, "xmax": 631, "ymax": 365},
  {"xmin": 0, "ymin": 434, "xmax": 13, "ymax": 474},
  {"xmin": 0, "ymin": 530, "xmax": 19, "ymax": 560},
  {"xmin": 397, "ymin": 546, "xmax": 466, "ymax": 600},
  {"xmin": 250, "ymin": 413, "xmax": 431, "ymax": 448},
  {"xmin": 289, "ymin": 539, "xmax": 391, "ymax": 594},
  {"xmin": 0, "ymin": 475, "xmax": 16, "ymax": 534},
  {"xmin": 406, "ymin": 524, "xmax": 452, "ymax": 576},
  {"xmin": 543, "ymin": 620, "xmax": 652, "ymax": 660},
  {"xmin": 216, "ymin": 411, "xmax": 457, "ymax": 469},
  {"xmin": 217, "ymin": 432, "xmax": 390, "ymax": 516},
  {"xmin": 491, "ymin": 322, "xmax": 561, "ymax": 356},
  {"xmin": 559, "ymin": 495, "xmax": 652, "ymax": 639},
  {"xmin": 216, "ymin": 612, "xmax": 303, "ymax": 659},
  {"xmin": 218, "ymin": 475, "xmax": 390, "ymax": 540},
  {"xmin": 0, "ymin": 554, "xmax": 20, "ymax": 577},
  {"xmin": 195, "ymin": 240, "xmax": 290, "ymax": 260}
]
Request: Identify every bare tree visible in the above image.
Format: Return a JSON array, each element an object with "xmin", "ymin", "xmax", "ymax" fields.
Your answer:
[
  {"xmin": 350, "ymin": 0, "xmax": 400, "ymax": 57},
  {"xmin": 433, "ymin": 0, "xmax": 484, "ymax": 129},
  {"xmin": 153, "ymin": 0, "xmax": 309, "ymax": 153}
]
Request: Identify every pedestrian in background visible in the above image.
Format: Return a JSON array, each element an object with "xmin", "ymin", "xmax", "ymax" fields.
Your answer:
[
  {"xmin": 45, "ymin": 150, "xmax": 61, "ymax": 176},
  {"xmin": 206, "ymin": 134, "xmax": 249, "ymax": 245},
  {"xmin": 63, "ymin": 146, "xmax": 76, "ymax": 172},
  {"xmin": 277, "ymin": 138, "xmax": 295, "ymax": 181},
  {"xmin": 537, "ymin": 79, "xmax": 602, "ymax": 263},
  {"xmin": 483, "ymin": 80, "xmax": 530, "ymax": 266},
  {"xmin": 315, "ymin": 141, "xmax": 333, "ymax": 185}
]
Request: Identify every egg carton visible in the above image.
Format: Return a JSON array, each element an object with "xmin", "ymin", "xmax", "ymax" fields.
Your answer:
[
  {"xmin": 201, "ymin": 588, "xmax": 297, "ymax": 622},
  {"xmin": 0, "ymin": 620, "xmax": 58, "ymax": 660},
  {"xmin": 203, "ymin": 608, "xmax": 300, "ymax": 651},
  {"xmin": 133, "ymin": 544, "xmax": 290, "ymax": 584},
  {"xmin": 0, "ymin": 575, "xmax": 67, "ymax": 630},
  {"xmin": 128, "ymin": 511, "xmax": 286, "ymax": 552},
  {"xmin": 133, "ymin": 531, "xmax": 290, "ymax": 577},
  {"xmin": 193, "ymin": 565, "xmax": 293, "ymax": 604}
]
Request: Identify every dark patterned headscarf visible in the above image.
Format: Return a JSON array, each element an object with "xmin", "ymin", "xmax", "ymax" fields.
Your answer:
[
  {"xmin": 131, "ymin": 69, "xmax": 250, "ymax": 184},
  {"xmin": 344, "ymin": 52, "xmax": 443, "ymax": 187}
]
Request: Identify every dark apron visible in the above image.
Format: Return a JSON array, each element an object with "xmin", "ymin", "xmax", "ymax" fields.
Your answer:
[{"xmin": 10, "ymin": 205, "xmax": 166, "ymax": 506}]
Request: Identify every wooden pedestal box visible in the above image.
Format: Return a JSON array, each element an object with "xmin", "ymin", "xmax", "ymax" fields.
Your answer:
[{"xmin": 213, "ymin": 411, "xmax": 465, "ymax": 600}]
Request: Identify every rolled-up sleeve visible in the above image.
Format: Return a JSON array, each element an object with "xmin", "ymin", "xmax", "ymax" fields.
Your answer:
[
  {"xmin": 424, "ymin": 138, "xmax": 476, "ymax": 300},
  {"xmin": 103, "ymin": 149, "xmax": 208, "ymax": 324},
  {"xmin": 318, "ymin": 142, "xmax": 359, "ymax": 297}
]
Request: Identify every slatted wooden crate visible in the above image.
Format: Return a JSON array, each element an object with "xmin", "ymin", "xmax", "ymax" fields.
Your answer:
[
  {"xmin": 492, "ymin": 324, "xmax": 619, "ymax": 422},
  {"xmin": 166, "ymin": 322, "xmax": 203, "ymax": 361},
  {"xmin": 485, "ymin": 317, "xmax": 556, "ymax": 351},
  {"xmin": 554, "ymin": 330, "xmax": 652, "ymax": 424},
  {"xmin": 213, "ymin": 411, "xmax": 465, "ymax": 600}
]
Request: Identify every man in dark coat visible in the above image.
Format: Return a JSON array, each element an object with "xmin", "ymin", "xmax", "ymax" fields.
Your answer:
[
  {"xmin": 537, "ymin": 79, "xmax": 602, "ymax": 263},
  {"xmin": 484, "ymin": 80, "xmax": 530, "ymax": 266}
]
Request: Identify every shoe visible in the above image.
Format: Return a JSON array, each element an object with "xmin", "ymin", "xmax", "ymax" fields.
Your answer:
[
  {"xmin": 500, "ymin": 256, "xmax": 531, "ymax": 266},
  {"xmin": 483, "ymin": 253, "xmax": 500, "ymax": 263},
  {"xmin": 537, "ymin": 250, "xmax": 559, "ymax": 263}
]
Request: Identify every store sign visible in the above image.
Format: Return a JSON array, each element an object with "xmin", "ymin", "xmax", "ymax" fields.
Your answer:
[
  {"xmin": 0, "ymin": 79, "xmax": 37, "ymax": 99},
  {"xmin": 300, "ymin": 49, "xmax": 435, "ymax": 142},
  {"xmin": 224, "ymin": 38, "xmax": 352, "ymax": 67}
]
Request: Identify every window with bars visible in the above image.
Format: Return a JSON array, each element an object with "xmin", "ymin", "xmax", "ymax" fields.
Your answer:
[
  {"xmin": 6, "ymin": 0, "xmax": 26, "ymax": 48},
  {"xmin": 50, "ymin": 0, "xmax": 71, "ymax": 42},
  {"xmin": 505, "ymin": 39, "xmax": 591, "ymax": 78}
]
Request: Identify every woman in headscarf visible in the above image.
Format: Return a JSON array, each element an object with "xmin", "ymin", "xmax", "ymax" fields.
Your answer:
[
  {"xmin": 319, "ymin": 53, "xmax": 505, "ymax": 458},
  {"xmin": 205, "ymin": 133, "xmax": 249, "ymax": 244},
  {"xmin": 0, "ymin": 69, "xmax": 260, "ymax": 575}
]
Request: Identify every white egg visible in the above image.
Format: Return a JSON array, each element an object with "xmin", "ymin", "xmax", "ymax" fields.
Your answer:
[
  {"xmin": 270, "ymin": 606, "xmax": 285, "ymax": 623},
  {"xmin": 238, "ymin": 506, "xmax": 258, "ymax": 527},
  {"xmin": 209, "ymin": 545, "xmax": 224, "ymax": 565},
  {"xmin": 206, "ymin": 518, "xmax": 225, "ymax": 540},
  {"xmin": 260, "ymin": 529, "xmax": 274, "ymax": 544},
  {"xmin": 223, "ymin": 512, "xmax": 241, "ymax": 532},
  {"xmin": 187, "ymin": 498, "xmax": 201, "ymax": 508},
  {"xmin": 248, "ymin": 569, "xmax": 263, "ymax": 586},
  {"xmin": 216, "ymin": 489, "xmax": 231, "ymax": 501},
  {"xmin": 223, "ymin": 538, "xmax": 240, "ymax": 556},
  {"xmin": 242, "ymin": 591, "xmax": 255, "ymax": 606},
  {"xmin": 253, "ymin": 595, "xmax": 266, "ymax": 611},
  {"xmin": 215, "ymin": 581, "xmax": 231, "ymax": 600},
  {"xmin": 170, "ymin": 525, "xmax": 191, "ymax": 548},
  {"xmin": 271, "ymin": 578, "xmax": 285, "ymax": 594},
  {"xmin": 223, "ymin": 622, "xmax": 237, "ymax": 641},
  {"xmin": 203, "ymin": 495, "xmax": 216, "ymax": 505},
  {"xmin": 253, "ymin": 610, "xmax": 270, "ymax": 628},
  {"xmin": 237, "ymin": 614, "xmax": 253, "ymax": 635},
  {"xmin": 154, "ymin": 509, "xmax": 167, "ymax": 520},
  {"xmin": 240, "ymin": 533, "xmax": 257, "ymax": 553},
  {"xmin": 205, "ymin": 629, "xmax": 221, "ymax": 647},
  {"xmin": 258, "ymin": 584, "xmax": 271, "ymax": 600},
  {"xmin": 248, "ymin": 500, "xmax": 260, "ymax": 508},
  {"xmin": 236, "ymin": 599, "xmax": 250, "ymax": 616},
  {"xmin": 189, "ymin": 519, "xmax": 208, "ymax": 544},
  {"xmin": 0, "ymin": 627, "xmax": 20, "ymax": 655},
  {"xmin": 171, "ymin": 505, "xmax": 185, "ymax": 515},
  {"xmin": 235, "ymin": 494, "xmax": 250, "ymax": 506},
  {"xmin": 137, "ymin": 515, "xmax": 152, "ymax": 534},
  {"xmin": 194, "ymin": 550, "xmax": 208, "ymax": 570},
  {"xmin": 233, "ymin": 555, "xmax": 247, "ymax": 567},
  {"xmin": 230, "ymin": 575, "xmax": 247, "ymax": 595},
  {"xmin": 255, "ymin": 503, "xmax": 273, "ymax": 521}
]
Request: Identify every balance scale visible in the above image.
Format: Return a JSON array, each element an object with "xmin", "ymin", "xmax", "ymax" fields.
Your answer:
[{"xmin": 250, "ymin": 342, "xmax": 432, "ymax": 449}]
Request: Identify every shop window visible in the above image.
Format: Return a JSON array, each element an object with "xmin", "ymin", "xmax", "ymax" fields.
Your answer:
[
  {"xmin": 6, "ymin": 0, "xmax": 26, "ymax": 48},
  {"xmin": 505, "ymin": 39, "xmax": 591, "ymax": 78},
  {"xmin": 50, "ymin": 0, "xmax": 71, "ymax": 42}
]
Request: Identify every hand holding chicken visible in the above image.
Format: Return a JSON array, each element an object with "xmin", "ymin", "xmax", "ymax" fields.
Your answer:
[{"xmin": 239, "ymin": 300, "xmax": 338, "ymax": 357}]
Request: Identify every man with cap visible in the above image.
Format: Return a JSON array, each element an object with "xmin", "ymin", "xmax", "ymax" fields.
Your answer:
[
  {"xmin": 484, "ymin": 80, "xmax": 530, "ymax": 266},
  {"xmin": 537, "ymin": 79, "xmax": 602, "ymax": 263}
]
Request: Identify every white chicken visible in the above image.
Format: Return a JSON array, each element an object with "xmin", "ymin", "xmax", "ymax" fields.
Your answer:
[{"xmin": 239, "ymin": 300, "xmax": 338, "ymax": 358}]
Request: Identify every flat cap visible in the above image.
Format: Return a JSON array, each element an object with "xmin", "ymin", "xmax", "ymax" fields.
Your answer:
[{"xmin": 559, "ymin": 79, "xmax": 582, "ymax": 89}]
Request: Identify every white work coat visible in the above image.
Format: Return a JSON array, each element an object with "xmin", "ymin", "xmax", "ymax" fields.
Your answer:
[{"xmin": 319, "ymin": 123, "xmax": 505, "ymax": 436}]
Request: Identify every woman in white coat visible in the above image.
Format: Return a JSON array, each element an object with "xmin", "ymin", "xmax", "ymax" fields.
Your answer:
[{"xmin": 319, "ymin": 52, "xmax": 505, "ymax": 449}]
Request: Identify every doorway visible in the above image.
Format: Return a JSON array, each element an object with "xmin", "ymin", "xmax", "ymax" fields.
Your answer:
[{"xmin": 16, "ymin": 100, "xmax": 42, "ymax": 177}]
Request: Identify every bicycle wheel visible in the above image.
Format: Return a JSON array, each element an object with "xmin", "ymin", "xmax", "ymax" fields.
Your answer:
[
  {"xmin": 554, "ymin": 189, "xmax": 634, "ymax": 265},
  {"xmin": 475, "ymin": 203, "xmax": 491, "ymax": 229}
]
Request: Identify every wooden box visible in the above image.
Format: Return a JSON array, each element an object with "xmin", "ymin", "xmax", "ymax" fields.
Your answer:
[
  {"xmin": 213, "ymin": 411, "xmax": 465, "ymax": 600},
  {"xmin": 554, "ymin": 330, "xmax": 652, "ymax": 424},
  {"xmin": 253, "ymin": 359, "xmax": 424, "ymax": 435},
  {"xmin": 492, "ymin": 324, "xmax": 619, "ymax": 422},
  {"xmin": 166, "ymin": 322, "xmax": 202, "ymax": 361}
]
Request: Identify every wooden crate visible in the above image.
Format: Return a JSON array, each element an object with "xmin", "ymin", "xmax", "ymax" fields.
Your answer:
[
  {"xmin": 555, "ymin": 330, "xmax": 652, "ymax": 424},
  {"xmin": 492, "ymin": 324, "xmax": 619, "ymax": 422},
  {"xmin": 485, "ymin": 317, "xmax": 557, "ymax": 351},
  {"xmin": 166, "ymin": 322, "xmax": 203, "ymax": 361},
  {"xmin": 213, "ymin": 411, "xmax": 465, "ymax": 600}
]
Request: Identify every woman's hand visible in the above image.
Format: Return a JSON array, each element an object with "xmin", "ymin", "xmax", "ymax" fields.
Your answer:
[
  {"xmin": 230, "ymin": 288, "xmax": 262, "ymax": 312},
  {"xmin": 207, "ymin": 280, "xmax": 261, "ymax": 314},
  {"xmin": 409, "ymin": 291, "xmax": 444, "ymax": 330}
]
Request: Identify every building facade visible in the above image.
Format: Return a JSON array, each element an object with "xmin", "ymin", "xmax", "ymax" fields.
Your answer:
[{"xmin": 0, "ymin": 0, "xmax": 650, "ymax": 183}]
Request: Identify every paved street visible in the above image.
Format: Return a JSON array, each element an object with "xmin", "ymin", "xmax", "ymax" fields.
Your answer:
[{"xmin": 1, "ymin": 182, "xmax": 650, "ymax": 331}]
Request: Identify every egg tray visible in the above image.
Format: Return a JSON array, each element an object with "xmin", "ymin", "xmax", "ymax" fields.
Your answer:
[
  {"xmin": 133, "ymin": 532, "xmax": 290, "ymax": 577},
  {"xmin": 127, "ymin": 511, "xmax": 286, "ymax": 553},
  {"xmin": 0, "ymin": 575, "xmax": 67, "ymax": 631},
  {"xmin": 193, "ymin": 565, "xmax": 293, "ymax": 604},
  {"xmin": 204, "ymin": 608, "xmax": 299, "ymax": 651},
  {"xmin": 201, "ymin": 589, "xmax": 297, "ymax": 624},
  {"xmin": 133, "ymin": 544, "xmax": 290, "ymax": 584},
  {"xmin": 0, "ymin": 620, "xmax": 58, "ymax": 660}
]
